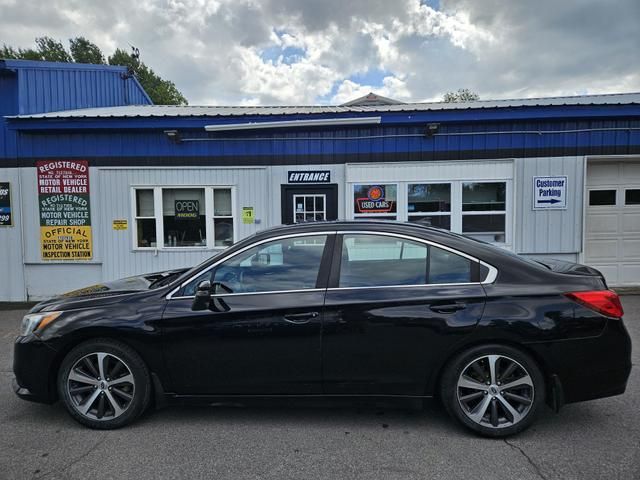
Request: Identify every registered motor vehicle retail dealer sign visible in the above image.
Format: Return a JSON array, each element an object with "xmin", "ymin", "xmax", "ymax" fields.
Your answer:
[
  {"xmin": 533, "ymin": 176, "xmax": 567, "ymax": 210},
  {"xmin": 37, "ymin": 160, "xmax": 92, "ymax": 260}
]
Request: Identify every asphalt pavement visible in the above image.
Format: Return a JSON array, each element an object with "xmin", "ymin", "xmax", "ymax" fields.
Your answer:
[{"xmin": 1, "ymin": 297, "xmax": 639, "ymax": 480}]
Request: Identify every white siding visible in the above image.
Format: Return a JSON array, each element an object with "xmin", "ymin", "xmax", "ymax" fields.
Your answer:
[
  {"xmin": 0, "ymin": 169, "xmax": 26, "ymax": 301},
  {"xmin": 514, "ymin": 156, "xmax": 585, "ymax": 255},
  {"xmin": 97, "ymin": 167, "xmax": 268, "ymax": 281}
]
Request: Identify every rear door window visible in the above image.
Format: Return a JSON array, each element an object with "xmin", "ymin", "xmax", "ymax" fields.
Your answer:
[
  {"xmin": 338, "ymin": 234, "xmax": 474, "ymax": 287},
  {"xmin": 339, "ymin": 234, "xmax": 427, "ymax": 287}
]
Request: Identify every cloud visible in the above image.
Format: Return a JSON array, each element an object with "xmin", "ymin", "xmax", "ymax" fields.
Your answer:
[{"xmin": 0, "ymin": 0, "xmax": 638, "ymax": 105}]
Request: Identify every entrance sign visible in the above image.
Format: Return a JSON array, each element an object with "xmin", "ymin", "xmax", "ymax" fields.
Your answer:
[
  {"xmin": 288, "ymin": 171, "xmax": 331, "ymax": 183},
  {"xmin": 0, "ymin": 182, "xmax": 12, "ymax": 226},
  {"xmin": 533, "ymin": 176, "xmax": 567, "ymax": 210},
  {"xmin": 37, "ymin": 160, "xmax": 92, "ymax": 260}
]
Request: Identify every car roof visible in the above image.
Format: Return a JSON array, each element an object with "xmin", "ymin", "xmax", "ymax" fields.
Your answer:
[{"xmin": 254, "ymin": 220, "xmax": 445, "ymax": 237}]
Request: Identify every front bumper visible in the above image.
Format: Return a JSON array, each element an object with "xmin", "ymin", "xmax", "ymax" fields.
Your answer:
[
  {"xmin": 12, "ymin": 335, "xmax": 59, "ymax": 404},
  {"xmin": 529, "ymin": 318, "xmax": 632, "ymax": 405}
]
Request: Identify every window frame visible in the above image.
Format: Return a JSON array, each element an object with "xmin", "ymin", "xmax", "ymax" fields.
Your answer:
[
  {"xmin": 352, "ymin": 183, "xmax": 399, "ymax": 220},
  {"xmin": 130, "ymin": 185, "xmax": 236, "ymax": 251},
  {"xmin": 166, "ymin": 230, "xmax": 498, "ymax": 300},
  {"xmin": 461, "ymin": 181, "xmax": 508, "ymax": 243},
  {"xmin": 587, "ymin": 188, "xmax": 618, "ymax": 207},
  {"xmin": 407, "ymin": 182, "xmax": 452, "ymax": 230},
  {"xmin": 346, "ymin": 179, "xmax": 512, "ymax": 246}
]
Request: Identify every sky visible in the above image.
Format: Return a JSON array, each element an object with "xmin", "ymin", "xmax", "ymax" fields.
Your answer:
[{"xmin": 1, "ymin": 0, "xmax": 639, "ymax": 105}]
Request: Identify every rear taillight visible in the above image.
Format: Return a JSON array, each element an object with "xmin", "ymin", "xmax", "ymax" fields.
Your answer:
[{"xmin": 565, "ymin": 290, "xmax": 624, "ymax": 318}]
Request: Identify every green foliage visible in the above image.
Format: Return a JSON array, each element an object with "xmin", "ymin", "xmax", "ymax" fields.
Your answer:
[
  {"xmin": 1, "ymin": 37, "xmax": 187, "ymax": 105},
  {"xmin": 35, "ymin": 37, "xmax": 72, "ymax": 62},
  {"xmin": 443, "ymin": 88, "xmax": 480, "ymax": 102},
  {"xmin": 70, "ymin": 37, "xmax": 105, "ymax": 64}
]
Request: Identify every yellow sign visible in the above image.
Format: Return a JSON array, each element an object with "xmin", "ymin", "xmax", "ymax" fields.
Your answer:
[
  {"xmin": 112, "ymin": 219, "xmax": 128, "ymax": 230},
  {"xmin": 40, "ymin": 226, "xmax": 93, "ymax": 260},
  {"xmin": 242, "ymin": 207, "xmax": 255, "ymax": 224}
]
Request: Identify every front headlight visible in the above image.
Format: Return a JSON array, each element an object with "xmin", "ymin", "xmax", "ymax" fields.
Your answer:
[{"xmin": 20, "ymin": 311, "xmax": 62, "ymax": 336}]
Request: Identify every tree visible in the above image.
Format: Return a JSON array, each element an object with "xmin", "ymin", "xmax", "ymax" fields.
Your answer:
[
  {"xmin": 443, "ymin": 88, "xmax": 480, "ymax": 102},
  {"xmin": 0, "ymin": 37, "xmax": 187, "ymax": 105},
  {"xmin": 108, "ymin": 48, "xmax": 188, "ymax": 105},
  {"xmin": 70, "ymin": 37, "xmax": 104, "ymax": 64}
]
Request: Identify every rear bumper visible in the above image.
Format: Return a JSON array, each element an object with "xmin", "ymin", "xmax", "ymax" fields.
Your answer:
[
  {"xmin": 529, "ymin": 318, "xmax": 632, "ymax": 405},
  {"xmin": 12, "ymin": 335, "xmax": 59, "ymax": 405}
]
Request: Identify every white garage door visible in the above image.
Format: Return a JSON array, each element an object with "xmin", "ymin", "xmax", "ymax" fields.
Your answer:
[{"xmin": 585, "ymin": 160, "xmax": 640, "ymax": 286}]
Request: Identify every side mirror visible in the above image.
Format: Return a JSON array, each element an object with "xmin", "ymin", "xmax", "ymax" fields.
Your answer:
[{"xmin": 191, "ymin": 280, "xmax": 212, "ymax": 311}]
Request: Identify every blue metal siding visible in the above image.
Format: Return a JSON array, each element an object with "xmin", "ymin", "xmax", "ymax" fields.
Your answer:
[
  {"xmin": 16, "ymin": 67, "xmax": 151, "ymax": 115},
  {"xmin": 0, "ymin": 72, "xmax": 18, "ymax": 158},
  {"xmin": 10, "ymin": 118, "xmax": 640, "ymax": 163}
]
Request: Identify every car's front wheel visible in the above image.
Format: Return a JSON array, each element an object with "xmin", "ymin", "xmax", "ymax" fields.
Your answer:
[
  {"xmin": 57, "ymin": 338, "xmax": 151, "ymax": 429},
  {"xmin": 440, "ymin": 344, "xmax": 545, "ymax": 437}
]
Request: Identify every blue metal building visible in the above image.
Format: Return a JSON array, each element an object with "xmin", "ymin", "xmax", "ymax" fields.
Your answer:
[{"xmin": 1, "ymin": 60, "xmax": 639, "ymax": 300}]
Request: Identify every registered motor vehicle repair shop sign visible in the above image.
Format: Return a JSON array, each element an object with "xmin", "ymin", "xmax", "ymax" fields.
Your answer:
[
  {"xmin": 533, "ymin": 176, "xmax": 567, "ymax": 210},
  {"xmin": 37, "ymin": 160, "xmax": 93, "ymax": 260}
]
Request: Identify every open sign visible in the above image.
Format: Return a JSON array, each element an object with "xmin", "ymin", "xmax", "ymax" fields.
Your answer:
[{"xmin": 175, "ymin": 200, "xmax": 200, "ymax": 219}]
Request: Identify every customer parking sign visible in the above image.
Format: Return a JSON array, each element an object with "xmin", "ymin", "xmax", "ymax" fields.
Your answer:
[{"xmin": 533, "ymin": 176, "xmax": 567, "ymax": 210}]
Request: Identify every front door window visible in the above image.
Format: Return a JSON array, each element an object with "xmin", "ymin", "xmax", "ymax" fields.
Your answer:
[{"xmin": 293, "ymin": 194, "xmax": 326, "ymax": 223}]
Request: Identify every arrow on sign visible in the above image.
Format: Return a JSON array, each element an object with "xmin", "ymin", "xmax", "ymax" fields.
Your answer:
[{"xmin": 538, "ymin": 198, "xmax": 561, "ymax": 204}]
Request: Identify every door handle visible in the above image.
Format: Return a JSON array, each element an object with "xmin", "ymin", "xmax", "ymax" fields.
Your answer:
[
  {"xmin": 429, "ymin": 302, "xmax": 466, "ymax": 314},
  {"xmin": 283, "ymin": 312, "xmax": 319, "ymax": 324}
]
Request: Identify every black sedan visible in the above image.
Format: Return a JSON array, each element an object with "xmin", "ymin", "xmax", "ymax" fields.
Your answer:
[{"xmin": 13, "ymin": 221, "xmax": 631, "ymax": 437}]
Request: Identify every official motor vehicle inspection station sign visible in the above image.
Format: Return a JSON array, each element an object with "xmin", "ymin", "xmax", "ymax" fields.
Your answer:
[{"xmin": 37, "ymin": 160, "xmax": 92, "ymax": 260}]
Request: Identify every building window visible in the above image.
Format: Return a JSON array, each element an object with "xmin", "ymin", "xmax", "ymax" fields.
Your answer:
[
  {"xmin": 163, "ymin": 188, "xmax": 206, "ymax": 247},
  {"xmin": 462, "ymin": 182, "xmax": 506, "ymax": 243},
  {"xmin": 589, "ymin": 189, "xmax": 616, "ymax": 206},
  {"xmin": 135, "ymin": 189, "xmax": 157, "ymax": 248},
  {"xmin": 353, "ymin": 184, "xmax": 397, "ymax": 220},
  {"xmin": 213, "ymin": 189, "xmax": 234, "ymax": 247},
  {"xmin": 132, "ymin": 186, "xmax": 235, "ymax": 249},
  {"xmin": 407, "ymin": 183, "xmax": 451, "ymax": 230},
  {"xmin": 624, "ymin": 189, "xmax": 639, "ymax": 206}
]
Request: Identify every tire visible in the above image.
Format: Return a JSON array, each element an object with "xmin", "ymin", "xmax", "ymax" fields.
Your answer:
[
  {"xmin": 440, "ymin": 344, "xmax": 545, "ymax": 437},
  {"xmin": 57, "ymin": 338, "xmax": 151, "ymax": 429}
]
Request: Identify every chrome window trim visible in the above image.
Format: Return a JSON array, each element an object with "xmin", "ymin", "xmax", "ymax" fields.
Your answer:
[
  {"xmin": 326, "ymin": 282, "xmax": 480, "ymax": 292},
  {"xmin": 166, "ymin": 228, "xmax": 499, "ymax": 300},
  {"xmin": 170, "ymin": 288, "xmax": 327, "ymax": 300},
  {"xmin": 337, "ymin": 230, "xmax": 498, "ymax": 285},
  {"xmin": 166, "ymin": 231, "xmax": 336, "ymax": 300}
]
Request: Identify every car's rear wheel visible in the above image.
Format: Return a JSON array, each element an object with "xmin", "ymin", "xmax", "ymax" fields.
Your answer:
[
  {"xmin": 440, "ymin": 344, "xmax": 545, "ymax": 437},
  {"xmin": 57, "ymin": 339, "xmax": 151, "ymax": 429}
]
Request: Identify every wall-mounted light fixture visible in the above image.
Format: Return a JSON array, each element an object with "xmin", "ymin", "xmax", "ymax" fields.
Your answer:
[
  {"xmin": 425, "ymin": 123, "xmax": 440, "ymax": 137},
  {"xmin": 164, "ymin": 130, "xmax": 181, "ymax": 143}
]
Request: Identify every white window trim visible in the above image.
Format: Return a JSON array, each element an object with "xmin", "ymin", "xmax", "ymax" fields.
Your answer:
[
  {"xmin": 130, "ymin": 185, "xmax": 236, "ymax": 251},
  {"xmin": 345, "ymin": 179, "xmax": 513, "ymax": 247}
]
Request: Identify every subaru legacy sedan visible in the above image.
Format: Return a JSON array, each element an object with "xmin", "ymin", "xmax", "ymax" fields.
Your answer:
[{"xmin": 13, "ymin": 221, "xmax": 631, "ymax": 437}]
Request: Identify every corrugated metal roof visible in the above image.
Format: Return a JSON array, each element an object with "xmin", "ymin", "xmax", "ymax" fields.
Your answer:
[{"xmin": 8, "ymin": 92, "xmax": 640, "ymax": 119}]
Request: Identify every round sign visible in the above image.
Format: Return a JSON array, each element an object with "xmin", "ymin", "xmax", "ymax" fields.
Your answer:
[{"xmin": 367, "ymin": 186, "xmax": 384, "ymax": 201}]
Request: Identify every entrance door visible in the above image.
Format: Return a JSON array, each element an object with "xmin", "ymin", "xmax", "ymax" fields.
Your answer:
[
  {"xmin": 293, "ymin": 194, "xmax": 326, "ymax": 223},
  {"xmin": 585, "ymin": 160, "xmax": 640, "ymax": 286},
  {"xmin": 281, "ymin": 184, "xmax": 338, "ymax": 224}
]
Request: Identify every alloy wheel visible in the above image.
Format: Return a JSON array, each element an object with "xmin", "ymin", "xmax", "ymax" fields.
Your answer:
[
  {"xmin": 456, "ymin": 354, "xmax": 534, "ymax": 429},
  {"xmin": 66, "ymin": 352, "xmax": 135, "ymax": 421}
]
